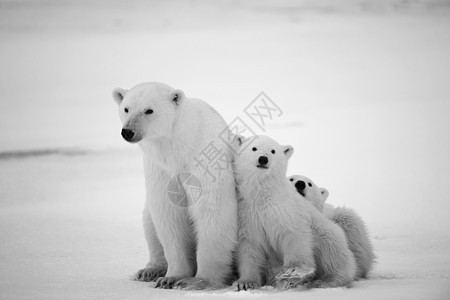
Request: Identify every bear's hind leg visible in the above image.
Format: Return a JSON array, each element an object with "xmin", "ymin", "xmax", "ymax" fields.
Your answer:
[
  {"xmin": 175, "ymin": 182, "xmax": 238, "ymax": 290},
  {"xmin": 331, "ymin": 207, "xmax": 375, "ymax": 279},
  {"xmin": 312, "ymin": 220, "xmax": 356, "ymax": 288}
]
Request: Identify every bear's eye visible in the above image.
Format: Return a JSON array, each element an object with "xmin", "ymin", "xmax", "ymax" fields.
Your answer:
[
  {"xmin": 145, "ymin": 109, "xmax": 154, "ymax": 115},
  {"xmin": 290, "ymin": 178, "xmax": 294, "ymax": 182},
  {"xmin": 271, "ymin": 149, "xmax": 276, "ymax": 154},
  {"xmin": 308, "ymin": 182, "xmax": 312, "ymax": 187},
  {"xmin": 124, "ymin": 108, "xmax": 129, "ymax": 113},
  {"xmin": 252, "ymin": 147, "xmax": 257, "ymax": 152}
]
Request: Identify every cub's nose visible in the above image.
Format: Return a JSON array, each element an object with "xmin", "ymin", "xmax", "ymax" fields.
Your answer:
[
  {"xmin": 258, "ymin": 156, "xmax": 268, "ymax": 165},
  {"xmin": 295, "ymin": 180, "xmax": 306, "ymax": 196},
  {"xmin": 121, "ymin": 128, "xmax": 135, "ymax": 141}
]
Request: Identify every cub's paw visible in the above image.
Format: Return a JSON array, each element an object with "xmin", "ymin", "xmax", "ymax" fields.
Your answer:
[
  {"xmin": 133, "ymin": 266, "xmax": 167, "ymax": 282},
  {"xmin": 155, "ymin": 276, "xmax": 177, "ymax": 289},
  {"xmin": 174, "ymin": 277, "xmax": 211, "ymax": 290},
  {"xmin": 275, "ymin": 265, "xmax": 315, "ymax": 289},
  {"xmin": 275, "ymin": 277, "xmax": 305, "ymax": 290},
  {"xmin": 275, "ymin": 266, "xmax": 315, "ymax": 281},
  {"xmin": 233, "ymin": 280, "xmax": 259, "ymax": 291}
]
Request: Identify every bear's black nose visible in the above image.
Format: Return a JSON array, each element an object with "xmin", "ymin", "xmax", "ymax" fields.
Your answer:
[
  {"xmin": 295, "ymin": 180, "xmax": 306, "ymax": 196},
  {"xmin": 258, "ymin": 156, "xmax": 268, "ymax": 165},
  {"xmin": 121, "ymin": 128, "xmax": 135, "ymax": 141}
]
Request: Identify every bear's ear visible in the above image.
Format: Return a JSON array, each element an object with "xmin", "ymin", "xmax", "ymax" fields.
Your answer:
[
  {"xmin": 320, "ymin": 188, "xmax": 329, "ymax": 201},
  {"xmin": 170, "ymin": 89, "xmax": 185, "ymax": 106},
  {"xmin": 112, "ymin": 88, "xmax": 127, "ymax": 105},
  {"xmin": 283, "ymin": 145, "xmax": 294, "ymax": 159}
]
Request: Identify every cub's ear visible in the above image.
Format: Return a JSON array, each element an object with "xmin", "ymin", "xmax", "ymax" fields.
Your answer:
[
  {"xmin": 236, "ymin": 134, "xmax": 246, "ymax": 146},
  {"xmin": 112, "ymin": 88, "xmax": 127, "ymax": 105},
  {"xmin": 283, "ymin": 145, "xmax": 294, "ymax": 159},
  {"xmin": 229, "ymin": 134, "xmax": 246, "ymax": 152},
  {"xmin": 170, "ymin": 89, "xmax": 185, "ymax": 106},
  {"xmin": 320, "ymin": 188, "xmax": 329, "ymax": 201}
]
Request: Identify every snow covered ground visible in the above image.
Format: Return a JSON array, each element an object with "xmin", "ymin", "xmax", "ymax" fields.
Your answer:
[{"xmin": 1, "ymin": 0, "xmax": 450, "ymax": 299}]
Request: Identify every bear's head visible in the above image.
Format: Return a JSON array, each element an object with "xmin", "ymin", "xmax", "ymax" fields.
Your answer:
[
  {"xmin": 112, "ymin": 82, "xmax": 184, "ymax": 143},
  {"xmin": 234, "ymin": 135, "xmax": 294, "ymax": 183},
  {"xmin": 288, "ymin": 175, "xmax": 329, "ymax": 212}
]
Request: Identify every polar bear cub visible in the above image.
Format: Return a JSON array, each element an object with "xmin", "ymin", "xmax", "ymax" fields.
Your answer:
[
  {"xmin": 288, "ymin": 175, "xmax": 375, "ymax": 279},
  {"xmin": 233, "ymin": 135, "xmax": 356, "ymax": 290}
]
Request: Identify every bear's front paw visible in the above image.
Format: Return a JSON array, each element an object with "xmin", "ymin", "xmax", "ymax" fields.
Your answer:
[
  {"xmin": 133, "ymin": 266, "xmax": 167, "ymax": 282},
  {"xmin": 174, "ymin": 277, "xmax": 212, "ymax": 290},
  {"xmin": 155, "ymin": 276, "xmax": 177, "ymax": 289},
  {"xmin": 134, "ymin": 266, "xmax": 167, "ymax": 282},
  {"xmin": 233, "ymin": 280, "xmax": 259, "ymax": 291}
]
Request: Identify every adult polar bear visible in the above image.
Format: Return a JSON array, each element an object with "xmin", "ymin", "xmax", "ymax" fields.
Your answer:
[{"xmin": 112, "ymin": 82, "xmax": 238, "ymax": 290}]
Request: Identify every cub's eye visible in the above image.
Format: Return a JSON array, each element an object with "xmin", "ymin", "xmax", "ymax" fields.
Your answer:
[
  {"xmin": 308, "ymin": 182, "xmax": 312, "ymax": 187},
  {"xmin": 145, "ymin": 109, "xmax": 154, "ymax": 115},
  {"xmin": 252, "ymin": 147, "xmax": 257, "ymax": 151},
  {"xmin": 124, "ymin": 108, "xmax": 129, "ymax": 113},
  {"xmin": 271, "ymin": 149, "xmax": 276, "ymax": 154},
  {"xmin": 290, "ymin": 178, "xmax": 294, "ymax": 182}
]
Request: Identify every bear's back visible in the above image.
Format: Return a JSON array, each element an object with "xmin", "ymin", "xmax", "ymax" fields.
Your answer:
[{"xmin": 175, "ymin": 98, "xmax": 227, "ymax": 138}]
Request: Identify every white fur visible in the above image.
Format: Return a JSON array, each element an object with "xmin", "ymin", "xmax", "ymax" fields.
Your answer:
[
  {"xmin": 113, "ymin": 82, "xmax": 238, "ymax": 289},
  {"xmin": 233, "ymin": 136, "xmax": 356, "ymax": 290},
  {"xmin": 288, "ymin": 174, "xmax": 376, "ymax": 279}
]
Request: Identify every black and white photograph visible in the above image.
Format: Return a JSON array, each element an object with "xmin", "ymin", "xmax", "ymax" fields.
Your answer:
[{"xmin": 0, "ymin": 0, "xmax": 449, "ymax": 299}]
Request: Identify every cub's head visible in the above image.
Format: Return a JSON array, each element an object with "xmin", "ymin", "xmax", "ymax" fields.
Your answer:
[
  {"xmin": 234, "ymin": 135, "xmax": 294, "ymax": 182},
  {"xmin": 112, "ymin": 82, "xmax": 184, "ymax": 143},
  {"xmin": 288, "ymin": 175, "xmax": 329, "ymax": 212}
]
